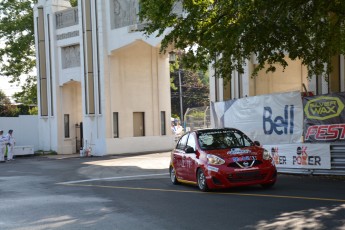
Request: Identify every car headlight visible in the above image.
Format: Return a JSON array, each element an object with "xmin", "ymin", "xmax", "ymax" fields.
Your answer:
[
  {"xmin": 263, "ymin": 149, "xmax": 272, "ymax": 160},
  {"xmin": 207, "ymin": 154, "xmax": 225, "ymax": 165}
]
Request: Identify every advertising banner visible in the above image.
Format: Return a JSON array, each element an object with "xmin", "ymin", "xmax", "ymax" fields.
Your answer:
[
  {"xmin": 264, "ymin": 143, "xmax": 331, "ymax": 169},
  {"xmin": 212, "ymin": 91, "xmax": 304, "ymax": 145},
  {"xmin": 303, "ymin": 92, "xmax": 345, "ymax": 142}
]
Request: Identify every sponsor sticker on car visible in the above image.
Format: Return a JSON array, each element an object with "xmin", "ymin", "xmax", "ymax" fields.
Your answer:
[
  {"xmin": 207, "ymin": 165, "xmax": 219, "ymax": 172},
  {"xmin": 232, "ymin": 155, "xmax": 257, "ymax": 162},
  {"xmin": 227, "ymin": 148, "xmax": 251, "ymax": 154}
]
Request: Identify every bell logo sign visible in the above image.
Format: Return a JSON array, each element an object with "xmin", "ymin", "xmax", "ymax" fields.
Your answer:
[{"xmin": 263, "ymin": 105, "xmax": 295, "ymax": 135}]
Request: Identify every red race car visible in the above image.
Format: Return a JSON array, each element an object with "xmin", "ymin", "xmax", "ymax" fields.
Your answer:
[{"xmin": 169, "ymin": 128, "xmax": 277, "ymax": 191}]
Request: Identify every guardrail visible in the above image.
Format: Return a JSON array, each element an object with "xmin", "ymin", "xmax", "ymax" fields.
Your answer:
[{"xmin": 278, "ymin": 143, "xmax": 345, "ymax": 176}]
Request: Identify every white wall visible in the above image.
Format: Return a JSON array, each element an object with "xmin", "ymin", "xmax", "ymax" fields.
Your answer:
[
  {"xmin": 0, "ymin": 115, "xmax": 39, "ymax": 150},
  {"xmin": 106, "ymin": 136, "xmax": 175, "ymax": 155}
]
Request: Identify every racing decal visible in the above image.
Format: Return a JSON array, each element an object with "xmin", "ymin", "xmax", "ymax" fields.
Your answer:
[
  {"xmin": 303, "ymin": 92, "xmax": 345, "ymax": 142},
  {"xmin": 231, "ymin": 156, "xmax": 258, "ymax": 168},
  {"xmin": 232, "ymin": 155, "xmax": 257, "ymax": 162},
  {"xmin": 264, "ymin": 144, "xmax": 330, "ymax": 169},
  {"xmin": 227, "ymin": 148, "xmax": 251, "ymax": 154},
  {"xmin": 176, "ymin": 156, "xmax": 194, "ymax": 169},
  {"xmin": 207, "ymin": 165, "xmax": 219, "ymax": 172}
]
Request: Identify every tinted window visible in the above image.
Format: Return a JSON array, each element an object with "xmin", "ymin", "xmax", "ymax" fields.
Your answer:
[{"xmin": 197, "ymin": 129, "xmax": 253, "ymax": 150}]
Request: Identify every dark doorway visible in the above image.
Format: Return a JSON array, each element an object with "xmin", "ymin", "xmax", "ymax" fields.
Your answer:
[{"xmin": 75, "ymin": 122, "xmax": 83, "ymax": 153}]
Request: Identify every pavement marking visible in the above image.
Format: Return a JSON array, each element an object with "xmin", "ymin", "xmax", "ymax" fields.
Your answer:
[
  {"xmin": 57, "ymin": 173, "xmax": 169, "ymax": 185},
  {"xmin": 58, "ymin": 183, "xmax": 345, "ymax": 203}
]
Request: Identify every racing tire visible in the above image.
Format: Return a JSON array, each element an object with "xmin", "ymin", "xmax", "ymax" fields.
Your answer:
[
  {"xmin": 170, "ymin": 166, "xmax": 179, "ymax": 185},
  {"xmin": 261, "ymin": 182, "xmax": 275, "ymax": 189},
  {"xmin": 197, "ymin": 168, "xmax": 209, "ymax": 192}
]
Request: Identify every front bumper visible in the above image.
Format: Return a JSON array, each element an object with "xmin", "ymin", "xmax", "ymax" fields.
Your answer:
[{"xmin": 205, "ymin": 165, "xmax": 277, "ymax": 189}]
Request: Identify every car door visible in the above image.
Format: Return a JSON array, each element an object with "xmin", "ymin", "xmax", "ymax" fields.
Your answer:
[
  {"xmin": 173, "ymin": 133, "xmax": 189, "ymax": 180},
  {"xmin": 184, "ymin": 133, "xmax": 198, "ymax": 182}
]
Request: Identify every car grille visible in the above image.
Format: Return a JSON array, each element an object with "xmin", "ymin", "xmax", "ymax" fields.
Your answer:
[
  {"xmin": 228, "ymin": 160, "xmax": 263, "ymax": 168},
  {"xmin": 228, "ymin": 171, "xmax": 267, "ymax": 182}
]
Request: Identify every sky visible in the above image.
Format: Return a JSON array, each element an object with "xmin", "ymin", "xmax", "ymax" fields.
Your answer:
[
  {"xmin": 0, "ymin": 39, "xmax": 21, "ymax": 100},
  {"xmin": 0, "ymin": 76, "xmax": 22, "ymax": 101}
]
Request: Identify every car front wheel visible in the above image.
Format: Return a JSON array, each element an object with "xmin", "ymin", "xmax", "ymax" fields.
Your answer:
[
  {"xmin": 197, "ymin": 168, "xmax": 209, "ymax": 192},
  {"xmin": 170, "ymin": 166, "xmax": 179, "ymax": 185}
]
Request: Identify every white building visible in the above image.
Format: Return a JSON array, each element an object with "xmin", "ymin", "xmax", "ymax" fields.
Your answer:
[{"xmin": 33, "ymin": 0, "xmax": 174, "ymax": 155}]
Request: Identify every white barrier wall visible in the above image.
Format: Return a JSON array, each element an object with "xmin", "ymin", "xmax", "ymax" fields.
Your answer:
[{"xmin": 0, "ymin": 115, "xmax": 39, "ymax": 151}]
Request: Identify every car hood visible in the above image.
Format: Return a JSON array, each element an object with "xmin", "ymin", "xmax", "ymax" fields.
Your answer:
[{"xmin": 204, "ymin": 146, "xmax": 264, "ymax": 161}]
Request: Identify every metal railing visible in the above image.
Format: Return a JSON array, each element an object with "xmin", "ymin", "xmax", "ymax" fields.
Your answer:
[{"xmin": 184, "ymin": 106, "xmax": 211, "ymax": 131}]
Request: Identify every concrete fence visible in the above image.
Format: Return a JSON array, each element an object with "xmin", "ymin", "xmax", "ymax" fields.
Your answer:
[{"xmin": 0, "ymin": 115, "xmax": 39, "ymax": 153}]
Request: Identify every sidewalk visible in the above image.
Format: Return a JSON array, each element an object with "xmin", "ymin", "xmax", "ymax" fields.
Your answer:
[
  {"xmin": 42, "ymin": 153, "xmax": 81, "ymax": 159},
  {"xmin": 34, "ymin": 151, "xmax": 172, "ymax": 160}
]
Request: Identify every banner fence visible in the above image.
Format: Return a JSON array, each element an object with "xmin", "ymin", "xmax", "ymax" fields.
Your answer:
[{"xmin": 210, "ymin": 91, "xmax": 345, "ymax": 173}]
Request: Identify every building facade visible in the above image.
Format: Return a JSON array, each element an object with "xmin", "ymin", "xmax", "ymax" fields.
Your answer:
[
  {"xmin": 210, "ymin": 55, "xmax": 345, "ymax": 102},
  {"xmin": 34, "ymin": 0, "xmax": 174, "ymax": 155}
]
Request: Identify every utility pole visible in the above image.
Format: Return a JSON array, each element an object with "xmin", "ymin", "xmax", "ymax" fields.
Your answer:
[{"xmin": 169, "ymin": 50, "xmax": 184, "ymax": 125}]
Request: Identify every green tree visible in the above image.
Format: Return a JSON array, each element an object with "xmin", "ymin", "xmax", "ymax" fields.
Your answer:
[
  {"xmin": 0, "ymin": 89, "xmax": 19, "ymax": 117},
  {"xmin": 0, "ymin": 89, "xmax": 11, "ymax": 105},
  {"xmin": 139, "ymin": 0, "xmax": 345, "ymax": 80},
  {"xmin": 0, "ymin": 1, "xmax": 35, "ymax": 83},
  {"xmin": 13, "ymin": 77, "xmax": 37, "ymax": 105},
  {"xmin": 0, "ymin": 0, "xmax": 77, "ymax": 105},
  {"xmin": 170, "ymin": 54, "xmax": 209, "ymax": 119}
]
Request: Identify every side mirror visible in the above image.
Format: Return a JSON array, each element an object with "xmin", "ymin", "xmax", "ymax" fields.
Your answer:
[
  {"xmin": 185, "ymin": 146, "xmax": 195, "ymax": 153},
  {"xmin": 254, "ymin": 141, "xmax": 261, "ymax": 146}
]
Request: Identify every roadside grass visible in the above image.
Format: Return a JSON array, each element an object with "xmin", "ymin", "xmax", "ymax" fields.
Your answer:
[{"xmin": 34, "ymin": 150, "xmax": 57, "ymax": 156}]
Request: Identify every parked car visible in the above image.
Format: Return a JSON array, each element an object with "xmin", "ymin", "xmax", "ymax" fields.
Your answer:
[{"xmin": 169, "ymin": 128, "xmax": 277, "ymax": 191}]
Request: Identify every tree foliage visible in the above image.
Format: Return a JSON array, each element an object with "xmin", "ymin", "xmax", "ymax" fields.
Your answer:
[
  {"xmin": 0, "ymin": 0, "xmax": 77, "ymax": 105},
  {"xmin": 0, "ymin": 0, "xmax": 36, "ymax": 83},
  {"xmin": 170, "ymin": 54, "xmax": 209, "ymax": 119},
  {"xmin": 13, "ymin": 78, "xmax": 37, "ymax": 105},
  {"xmin": 0, "ymin": 89, "xmax": 19, "ymax": 117},
  {"xmin": 0, "ymin": 89, "xmax": 11, "ymax": 105},
  {"xmin": 139, "ymin": 0, "xmax": 345, "ymax": 80}
]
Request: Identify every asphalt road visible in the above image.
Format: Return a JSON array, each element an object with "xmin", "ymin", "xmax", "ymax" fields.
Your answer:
[{"xmin": 0, "ymin": 152, "xmax": 344, "ymax": 230}]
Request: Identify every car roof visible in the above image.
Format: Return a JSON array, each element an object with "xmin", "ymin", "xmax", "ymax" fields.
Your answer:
[{"xmin": 194, "ymin": 128, "xmax": 239, "ymax": 134}]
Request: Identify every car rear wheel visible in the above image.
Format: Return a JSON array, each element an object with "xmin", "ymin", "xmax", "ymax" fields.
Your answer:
[
  {"xmin": 170, "ymin": 166, "xmax": 179, "ymax": 185},
  {"xmin": 197, "ymin": 169, "xmax": 209, "ymax": 192}
]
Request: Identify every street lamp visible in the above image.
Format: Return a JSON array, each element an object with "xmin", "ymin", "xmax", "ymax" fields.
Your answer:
[{"xmin": 169, "ymin": 51, "xmax": 184, "ymax": 125}]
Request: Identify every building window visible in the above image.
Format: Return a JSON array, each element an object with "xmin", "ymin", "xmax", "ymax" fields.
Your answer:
[
  {"xmin": 64, "ymin": 114, "xmax": 70, "ymax": 138},
  {"xmin": 133, "ymin": 112, "xmax": 145, "ymax": 137},
  {"xmin": 161, "ymin": 111, "xmax": 166, "ymax": 135},
  {"xmin": 113, "ymin": 112, "xmax": 119, "ymax": 138}
]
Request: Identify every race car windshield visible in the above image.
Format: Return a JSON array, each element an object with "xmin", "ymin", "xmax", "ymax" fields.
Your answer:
[{"xmin": 197, "ymin": 129, "xmax": 253, "ymax": 150}]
